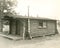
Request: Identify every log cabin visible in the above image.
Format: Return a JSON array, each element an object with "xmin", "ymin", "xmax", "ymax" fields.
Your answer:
[{"xmin": 0, "ymin": 15, "xmax": 57, "ymax": 39}]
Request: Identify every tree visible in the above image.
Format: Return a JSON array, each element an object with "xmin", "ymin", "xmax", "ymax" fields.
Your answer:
[{"xmin": 0, "ymin": 0, "xmax": 17, "ymax": 16}]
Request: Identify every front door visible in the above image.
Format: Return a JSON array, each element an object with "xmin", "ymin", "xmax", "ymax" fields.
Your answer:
[
  {"xmin": 16, "ymin": 20, "xmax": 23, "ymax": 36},
  {"xmin": 16, "ymin": 20, "xmax": 20, "ymax": 35},
  {"xmin": 10, "ymin": 20, "xmax": 16, "ymax": 35}
]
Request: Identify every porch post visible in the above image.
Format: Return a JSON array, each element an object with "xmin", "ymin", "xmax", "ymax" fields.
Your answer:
[
  {"xmin": 23, "ymin": 21, "xmax": 25, "ymax": 40},
  {"xmin": 28, "ymin": 19, "xmax": 32, "ymax": 39}
]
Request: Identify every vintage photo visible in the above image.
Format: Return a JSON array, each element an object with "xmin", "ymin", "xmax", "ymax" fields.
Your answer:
[{"xmin": 0, "ymin": 0, "xmax": 60, "ymax": 48}]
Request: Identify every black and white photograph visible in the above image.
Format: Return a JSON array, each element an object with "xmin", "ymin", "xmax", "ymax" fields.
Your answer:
[{"xmin": 0, "ymin": 0, "xmax": 60, "ymax": 48}]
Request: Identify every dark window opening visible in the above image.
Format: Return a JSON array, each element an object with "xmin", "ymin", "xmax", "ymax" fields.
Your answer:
[{"xmin": 38, "ymin": 21, "xmax": 47, "ymax": 28}]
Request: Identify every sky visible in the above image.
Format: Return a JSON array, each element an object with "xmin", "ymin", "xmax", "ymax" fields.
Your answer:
[{"xmin": 14, "ymin": 0, "xmax": 60, "ymax": 20}]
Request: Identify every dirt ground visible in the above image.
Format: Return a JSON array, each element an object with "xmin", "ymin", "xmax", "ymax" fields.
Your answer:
[
  {"xmin": 0, "ymin": 34, "xmax": 60, "ymax": 48},
  {"xmin": 11, "ymin": 34, "xmax": 60, "ymax": 48}
]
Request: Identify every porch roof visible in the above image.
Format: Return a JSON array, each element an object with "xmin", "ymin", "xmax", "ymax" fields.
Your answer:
[{"xmin": 6, "ymin": 14, "xmax": 56, "ymax": 21}]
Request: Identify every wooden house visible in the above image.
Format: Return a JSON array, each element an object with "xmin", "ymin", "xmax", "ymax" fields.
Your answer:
[{"xmin": 0, "ymin": 15, "xmax": 57, "ymax": 39}]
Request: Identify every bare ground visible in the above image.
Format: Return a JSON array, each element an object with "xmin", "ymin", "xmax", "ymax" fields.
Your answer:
[
  {"xmin": 11, "ymin": 34, "xmax": 60, "ymax": 48},
  {"xmin": 0, "ymin": 33, "xmax": 60, "ymax": 48}
]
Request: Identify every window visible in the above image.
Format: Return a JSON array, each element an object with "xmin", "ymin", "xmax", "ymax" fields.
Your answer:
[{"xmin": 38, "ymin": 21, "xmax": 47, "ymax": 28}]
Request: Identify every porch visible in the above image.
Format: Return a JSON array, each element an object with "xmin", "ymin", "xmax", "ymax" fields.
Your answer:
[
  {"xmin": 0, "ymin": 32, "xmax": 23, "ymax": 40},
  {"xmin": 0, "ymin": 16, "xmax": 30, "ymax": 40}
]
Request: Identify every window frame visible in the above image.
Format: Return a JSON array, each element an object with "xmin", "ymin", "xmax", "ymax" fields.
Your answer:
[{"xmin": 38, "ymin": 20, "xmax": 47, "ymax": 29}]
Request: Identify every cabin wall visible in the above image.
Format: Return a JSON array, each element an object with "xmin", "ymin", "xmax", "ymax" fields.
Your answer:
[{"xmin": 30, "ymin": 19, "xmax": 56, "ymax": 37}]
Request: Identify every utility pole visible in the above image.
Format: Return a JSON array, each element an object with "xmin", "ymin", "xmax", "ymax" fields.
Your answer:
[{"xmin": 28, "ymin": 6, "xmax": 29, "ymax": 17}]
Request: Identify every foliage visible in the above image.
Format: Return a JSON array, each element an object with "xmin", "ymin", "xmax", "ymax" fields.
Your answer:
[{"xmin": 0, "ymin": 0, "xmax": 17, "ymax": 15}]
